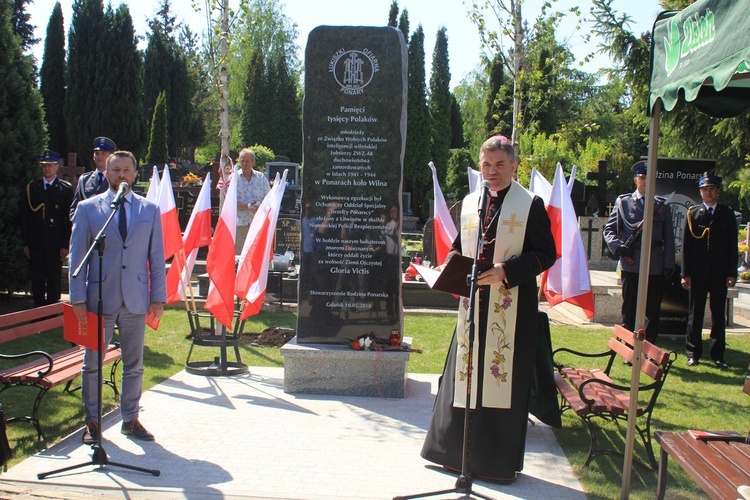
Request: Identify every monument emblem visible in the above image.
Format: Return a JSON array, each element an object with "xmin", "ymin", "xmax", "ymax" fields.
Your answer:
[{"xmin": 328, "ymin": 48, "xmax": 380, "ymax": 95}]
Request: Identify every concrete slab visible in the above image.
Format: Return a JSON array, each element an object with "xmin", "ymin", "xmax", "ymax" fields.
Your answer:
[{"xmin": 1, "ymin": 368, "xmax": 585, "ymax": 500}]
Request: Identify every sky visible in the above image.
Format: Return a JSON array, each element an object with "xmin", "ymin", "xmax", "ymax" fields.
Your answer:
[{"xmin": 26, "ymin": 0, "xmax": 662, "ymax": 89}]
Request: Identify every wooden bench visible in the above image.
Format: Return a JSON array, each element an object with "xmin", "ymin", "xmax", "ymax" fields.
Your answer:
[
  {"xmin": 552, "ymin": 324, "xmax": 676, "ymax": 469},
  {"xmin": 655, "ymin": 363, "xmax": 750, "ymax": 499},
  {"xmin": 0, "ymin": 302, "xmax": 121, "ymax": 440}
]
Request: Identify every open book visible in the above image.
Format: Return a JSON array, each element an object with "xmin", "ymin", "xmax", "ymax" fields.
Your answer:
[{"xmin": 412, "ymin": 254, "xmax": 494, "ymax": 297}]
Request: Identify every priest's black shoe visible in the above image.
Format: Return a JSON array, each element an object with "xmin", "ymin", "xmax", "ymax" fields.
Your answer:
[
  {"xmin": 686, "ymin": 357, "xmax": 698, "ymax": 367},
  {"xmin": 713, "ymin": 360, "xmax": 728, "ymax": 370}
]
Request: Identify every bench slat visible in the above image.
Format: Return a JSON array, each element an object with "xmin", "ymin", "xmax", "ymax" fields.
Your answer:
[{"xmin": 0, "ymin": 303, "xmax": 62, "ymax": 329}]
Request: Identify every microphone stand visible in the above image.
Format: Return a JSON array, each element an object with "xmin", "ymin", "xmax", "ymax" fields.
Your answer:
[
  {"xmin": 39, "ymin": 199, "xmax": 160, "ymax": 479},
  {"xmin": 396, "ymin": 187, "xmax": 494, "ymax": 500}
]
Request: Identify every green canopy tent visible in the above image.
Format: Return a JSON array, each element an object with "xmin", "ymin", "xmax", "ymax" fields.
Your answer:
[{"xmin": 622, "ymin": 1, "xmax": 750, "ymax": 497}]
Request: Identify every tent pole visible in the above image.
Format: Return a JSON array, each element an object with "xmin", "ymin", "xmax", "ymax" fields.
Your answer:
[{"xmin": 621, "ymin": 99, "xmax": 662, "ymax": 499}]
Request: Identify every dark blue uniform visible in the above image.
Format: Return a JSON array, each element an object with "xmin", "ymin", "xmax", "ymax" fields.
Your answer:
[
  {"xmin": 682, "ymin": 202, "xmax": 737, "ymax": 363},
  {"xmin": 21, "ymin": 177, "xmax": 74, "ymax": 306}
]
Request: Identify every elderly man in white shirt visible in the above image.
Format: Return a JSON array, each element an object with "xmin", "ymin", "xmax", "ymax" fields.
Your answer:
[{"xmin": 234, "ymin": 148, "xmax": 270, "ymax": 253}]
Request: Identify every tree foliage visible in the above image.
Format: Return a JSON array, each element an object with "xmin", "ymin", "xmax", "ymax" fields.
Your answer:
[
  {"xmin": 143, "ymin": 0, "xmax": 196, "ymax": 160},
  {"xmin": 403, "ymin": 25, "xmax": 431, "ymax": 219},
  {"xmin": 230, "ymin": 0, "xmax": 300, "ymax": 160},
  {"xmin": 0, "ymin": 0, "xmax": 45, "ymax": 293},
  {"xmin": 40, "ymin": 2, "xmax": 66, "ymax": 154},
  {"xmin": 429, "ymin": 27, "xmax": 452, "ymax": 182},
  {"xmin": 146, "ymin": 91, "xmax": 169, "ymax": 166}
]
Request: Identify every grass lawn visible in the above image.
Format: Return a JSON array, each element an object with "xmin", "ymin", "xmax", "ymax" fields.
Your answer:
[{"xmin": 1, "ymin": 309, "xmax": 748, "ymax": 499}]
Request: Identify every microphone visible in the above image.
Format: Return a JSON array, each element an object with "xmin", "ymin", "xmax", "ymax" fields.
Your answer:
[
  {"xmin": 110, "ymin": 182, "xmax": 129, "ymax": 209},
  {"xmin": 478, "ymin": 180, "xmax": 491, "ymax": 220}
]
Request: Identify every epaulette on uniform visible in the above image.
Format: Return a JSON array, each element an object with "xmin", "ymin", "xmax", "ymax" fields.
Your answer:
[{"xmin": 59, "ymin": 179, "xmax": 72, "ymax": 187}]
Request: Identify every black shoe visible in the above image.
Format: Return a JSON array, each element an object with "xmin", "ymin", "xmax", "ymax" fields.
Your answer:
[
  {"xmin": 622, "ymin": 359, "xmax": 632, "ymax": 366},
  {"xmin": 687, "ymin": 357, "xmax": 698, "ymax": 367},
  {"xmin": 713, "ymin": 360, "xmax": 728, "ymax": 370},
  {"xmin": 82, "ymin": 421, "xmax": 99, "ymax": 445},
  {"xmin": 121, "ymin": 418, "xmax": 155, "ymax": 441}
]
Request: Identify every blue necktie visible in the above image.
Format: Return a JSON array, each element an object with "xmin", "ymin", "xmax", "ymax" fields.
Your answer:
[
  {"xmin": 708, "ymin": 206, "xmax": 714, "ymax": 217},
  {"xmin": 118, "ymin": 201, "xmax": 127, "ymax": 241}
]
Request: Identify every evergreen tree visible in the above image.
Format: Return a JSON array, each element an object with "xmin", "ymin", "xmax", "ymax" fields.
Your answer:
[
  {"xmin": 445, "ymin": 148, "xmax": 474, "ymax": 199},
  {"xmin": 429, "ymin": 27, "xmax": 452, "ymax": 182},
  {"xmin": 11, "ymin": 0, "xmax": 37, "ymax": 52},
  {"xmin": 388, "ymin": 1, "xmax": 398, "ymax": 27},
  {"xmin": 240, "ymin": 50, "xmax": 269, "ymax": 148},
  {"xmin": 449, "ymin": 93, "xmax": 465, "ymax": 149},
  {"xmin": 484, "ymin": 53, "xmax": 511, "ymax": 136},
  {"xmin": 269, "ymin": 53, "xmax": 302, "ymax": 162},
  {"xmin": 231, "ymin": 0, "xmax": 300, "ymax": 156},
  {"xmin": 65, "ymin": 0, "xmax": 111, "ymax": 169},
  {"xmin": 40, "ymin": 2, "xmax": 66, "ymax": 154},
  {"xmin": 105, "ymin": 5, "xmax": 144, "ymax": 155},
  {"xmin": 146, "ymin": 91, "xmax": 169, "ymax": 166},
  {"xmin": 143, "ymin": 0, "xmax": 195, "ymax": 159},
  {"xmin": 398, "ymin": 10, "xmax": 409, "ymax": 45},
  {"xmin": 404, "ymin": 25, "xmax": 431, "ymax": 220},
  {"xmin": 0, "ymin": 0, "xmax": 45, "ymax": 293}
]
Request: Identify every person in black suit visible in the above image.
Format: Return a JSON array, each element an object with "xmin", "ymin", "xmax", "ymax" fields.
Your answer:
[
  {"xmin": 69, "ymin": 136, "xmax": 117, "ymax": 219},
  {"xmin": 21, "ymin": 150, "xmax": 74, "ymax": 306},
  {"xmin": 681, "ymin": 172, "xmax": 738, "ymax": 369}
]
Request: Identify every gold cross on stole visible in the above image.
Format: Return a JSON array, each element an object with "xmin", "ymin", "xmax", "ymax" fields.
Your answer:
[
  {"xmin": 501, "ymin": 213, "xmax": 524, "ymax": 234},
  {"xmin": 463, "ymin": 219, "xmax": 478, "ymax": 232}
]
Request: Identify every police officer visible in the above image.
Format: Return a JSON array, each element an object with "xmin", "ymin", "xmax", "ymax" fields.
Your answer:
[
  {"xmin": 69, "ymin": 136, "xmax": 117, "ymax": 219},
  {"xmin": 603, "ymin": 161, "xmax": 675, "ymax": 344},
  {"xmin": 21, "ymin": 150, "xmax": 74, "ymax": 306},
  {"xmin": 682, "ymin": 172, "xmax": 737, "ymax": 369}
]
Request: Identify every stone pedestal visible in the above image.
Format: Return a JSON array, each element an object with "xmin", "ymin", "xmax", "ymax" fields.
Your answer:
[{"xmin": 281, "ymin": 336, "xmax": 412, "ymax": 398}]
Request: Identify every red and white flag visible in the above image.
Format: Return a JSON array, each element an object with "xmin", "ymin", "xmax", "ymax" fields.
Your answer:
[
  {"xmin": 429, "ymin": 162, "xmax": 458, "ymax": 265},
  {"xmin": 539, "ymin": 163, "xmax": 595, "ymax": 319},
  {"xmin": 467, "ymin": 167, "xmax": 482, "ymax": 194},
  {"xmin": 145, "ymin": 165, "xmax": 161, "ymax": 203},
  {"xmin": 205, "ymin": 171, "xmax": 238, "ymax": 329},
  {"xmin": 235, "ymin": 171, "xmax": 288, "ymax": 320},
  {"xmin": 156, "ymin": 166, "xmax": 184, "ymax": 261},
  {"xmin": 166, "ymin": 173, "xmax": 213, "ymax": 303}
]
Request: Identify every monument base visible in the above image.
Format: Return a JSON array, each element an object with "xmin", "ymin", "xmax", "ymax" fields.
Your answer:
[{"xmin": 280, "ymin": 336, "xmax": 412, "ymax": 398}]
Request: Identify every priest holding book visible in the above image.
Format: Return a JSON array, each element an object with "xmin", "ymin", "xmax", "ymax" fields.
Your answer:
[{"xmin": 420, "ymin": 135, "xmax": 556, "ymax": 483}]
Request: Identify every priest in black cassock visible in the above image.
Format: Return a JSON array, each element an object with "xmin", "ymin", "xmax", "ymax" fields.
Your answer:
[{"xmin": 420, "ymin": 135, "xmax": 556, "ymax": 483}]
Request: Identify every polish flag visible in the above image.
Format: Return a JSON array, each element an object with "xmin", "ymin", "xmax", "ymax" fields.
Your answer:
[
  {"xmin": 429, "ymin": 162, "xmax": 458, "ymax": 265},
  {"xmin": 540, "ymin": 163, "xmax": 595, "ymax": 319},
  {"xmin": 205, "ymin": 171, "xmax": 238, "ymax": 329},
  {"xmin": 467, "ymin": 167, "xmax": 482, "ymax": 194},
  {"xmin": 165, "ymin": 173, "xmax": 213, "ymax": 303},
  {"xmin": 156, "ymin": 166, "xmax": 184, "ymax": 261},
  {"xmin": 235, "ymin": 171, "xmax": 288, "ymax": 320},
  {"xmin": 145, "ymin": 165, "xmax": 161, "ymax": 203},
  {"xmin": 529, "ymin": 168, "xmax": 552, "ymax": 205}
]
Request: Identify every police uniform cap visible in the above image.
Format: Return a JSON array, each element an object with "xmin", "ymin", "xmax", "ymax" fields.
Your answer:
[
  {"xmin": 93, "ymin": 136, "xmax": 117, "ymax": 152},
  {"xmin": 39, "ymin": 150, "xmax": 61, "ymax": 163},
  {"xmin": 697, "ymin": 171, "xmax": 721, "ymax": 188},
  {"xmin": 631, "ymin": 161, "xmax": 647, "ymax": 177}
]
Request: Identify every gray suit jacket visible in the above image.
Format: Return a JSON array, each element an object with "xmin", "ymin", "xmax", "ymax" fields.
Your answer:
[
  {"xmin": 69, "ymin": 190, "xmax": 166, "ymax": 315},
  {"xmin": 602, "ymin": 191, "xmax": 675, "ymax": 274}
]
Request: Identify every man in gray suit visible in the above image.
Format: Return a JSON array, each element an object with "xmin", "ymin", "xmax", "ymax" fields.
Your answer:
[
  {"xmin": 69, "ymin": 150, "xmax": 166, "ymax": 444},
  {"xmin": 603, "ymin": 161, "xmax": 675, "ymax": 344}
]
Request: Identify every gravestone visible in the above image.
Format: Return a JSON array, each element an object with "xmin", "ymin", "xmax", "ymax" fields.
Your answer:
[
  {"xmin": 579, "ymin": 216, "xmax": 614, "ymax": 271},
  {"xmin": 296, "ymin": 26, "xmax": 407, "ymax": 344},
  {"xmin": 275, "ymin": 216, "xmax": 301, "ymax": 260}
]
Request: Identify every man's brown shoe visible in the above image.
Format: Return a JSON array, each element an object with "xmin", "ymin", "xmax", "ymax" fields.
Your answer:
[
  {"xmin": 82, "ymin": 421, "xmax": 99, "ymax": 445},
  {"xmin": 121, "ymin": 419, "xmax": 154, "ymax": 441}
]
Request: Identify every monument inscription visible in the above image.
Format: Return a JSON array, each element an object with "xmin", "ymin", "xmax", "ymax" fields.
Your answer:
[{"xmin": 297, "ymin": 26, "xmax": 407, "ymax": 344}]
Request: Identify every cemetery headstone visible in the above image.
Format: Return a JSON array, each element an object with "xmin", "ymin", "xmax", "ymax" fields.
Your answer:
[{"xmin": 297, "ymin": 26, "xmax": 407, "ymax": 344}]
